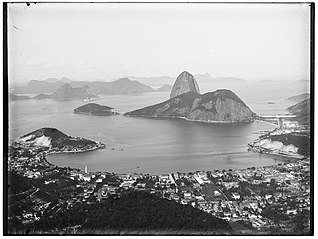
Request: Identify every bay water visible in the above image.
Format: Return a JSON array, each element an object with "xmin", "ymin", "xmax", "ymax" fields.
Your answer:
[{"xmin": 9, "ymin": 89, "xmax": 303, "ymax": 174}]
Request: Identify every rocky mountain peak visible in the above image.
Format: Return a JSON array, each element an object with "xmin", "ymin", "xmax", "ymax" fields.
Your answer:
[{"xmin": 170, "ymin": 71, "xmax": 200, "ymax": 99}]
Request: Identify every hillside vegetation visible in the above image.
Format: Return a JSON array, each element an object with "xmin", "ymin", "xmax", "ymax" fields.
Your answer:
[{"xmin": 32, "ymin": 190, "xmax": 231, "ymax": 234}]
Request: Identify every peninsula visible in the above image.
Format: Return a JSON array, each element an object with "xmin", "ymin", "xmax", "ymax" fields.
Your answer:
[{"xmin": 14, "ymin": 127, "xmax": 105, "ymax": 154}]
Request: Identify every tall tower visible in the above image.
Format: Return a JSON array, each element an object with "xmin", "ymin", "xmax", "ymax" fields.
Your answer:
[{"xmin": 84, "ymin": 165, "xmax": 88, "ymax": 174}]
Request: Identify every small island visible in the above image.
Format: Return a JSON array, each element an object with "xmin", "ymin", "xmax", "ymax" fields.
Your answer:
[{"xmin": 74, "ymin": 103, "xmax": 119, "ymax": 116}]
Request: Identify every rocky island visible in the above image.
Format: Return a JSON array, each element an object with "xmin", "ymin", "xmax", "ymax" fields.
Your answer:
[
  {"xmin": 14, "ymin": 127, "xmax": 105, "ymax": 154},
  {"xmin": 74, "ymin": 103, "xmax": 119, "ymax": 116},
  {"xmin": 125, "ymin": 71, "xmax": 255, "ymax": 123}
]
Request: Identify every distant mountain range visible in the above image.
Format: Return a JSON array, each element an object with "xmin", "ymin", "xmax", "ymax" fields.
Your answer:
[
  {"xmin": 194, "ymin": 73, "xmax": 246, "ymax": 83},
  {"xmin": 126, "ymin": 71, "xmax": 254, "ymax": 123},
  {"xmin": 51, "ymin": 84, "xmax": 98, "ymax": 100},
  {"xmin": 12, "ymin": 79, "xmax": 70, "ymax": 94},
  {"xmin": 31, "ymin": 84, "xmax": 98, "ymax": 100},
  {"xmin": 9, "ymin": 84, "xmax": 98, "ymax": 101},
  {"xmin": 11, "ymin": 73, "xmax": 248, "ymax": 95},
  {"xmin": 122, "ymin": 73, "xmax": 246, "ymax": 86},
  {"xmin": 126, "ymin": 76, "xmax": 175, "ymax": 87},
  {"xmin": 43, "ymin": 77, "xmax": 72, "ymax": 83},
  {"xmin": 12, "ymin": 78, "xmax": 156, "ymax": 96},
  {"xmin": 128, "ymin": 73, "xmax": 247, "ymax": 87}
]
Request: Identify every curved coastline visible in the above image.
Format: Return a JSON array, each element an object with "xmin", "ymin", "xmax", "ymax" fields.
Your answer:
[{"xmin": 124, "ymin": 114, "xmax": 254, "ymax": 124}]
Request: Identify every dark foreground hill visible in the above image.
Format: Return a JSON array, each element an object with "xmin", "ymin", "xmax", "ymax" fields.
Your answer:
[{"xmin": 31, "ymin": 190, "xmax": 231, "ymax": 234}]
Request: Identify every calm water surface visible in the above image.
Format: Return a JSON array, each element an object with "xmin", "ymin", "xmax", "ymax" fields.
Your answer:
[{"xmin": 9, "ymin": 92, "xmax": 298, "ymax": 174}]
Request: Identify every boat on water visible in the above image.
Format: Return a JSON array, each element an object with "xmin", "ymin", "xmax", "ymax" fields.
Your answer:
[{"xmin": 267, "ymin": 101, "xmax": 275, "ymax": 104}]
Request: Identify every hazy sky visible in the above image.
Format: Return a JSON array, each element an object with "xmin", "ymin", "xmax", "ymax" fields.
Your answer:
[{"xmin": 8, "ymin": 3, "xmax": 311, "ymax": 83}]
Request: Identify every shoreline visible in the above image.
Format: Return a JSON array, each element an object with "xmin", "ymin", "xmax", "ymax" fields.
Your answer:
[
  {"xmin": 124, "ymin": 114, "xmax": 254, "ymax": 124},
  {"xmin": 46, "ymin": 144, "xmax": 105, "ymax": 155},
  {"xmin": 45, "ymin": 150, "xmax": 301, "ymax": 175},
  {"xmin": 254, "ymin": 119, "xmax": 278, "ymax": 127}
]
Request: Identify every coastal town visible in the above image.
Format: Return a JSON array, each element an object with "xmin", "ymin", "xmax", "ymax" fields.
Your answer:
[{"xmin": 7, "ymin": 127, "xmax": 311, "ymax": 234}]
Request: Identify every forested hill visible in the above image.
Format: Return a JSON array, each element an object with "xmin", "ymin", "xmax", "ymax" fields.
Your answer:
[
  {"xmin": 32, "ymin": 190, "xmax": 231, "ymax": 234},
  {"xmin": 287, "ymin": 99, "xmax": 310, "ymax": 125}
]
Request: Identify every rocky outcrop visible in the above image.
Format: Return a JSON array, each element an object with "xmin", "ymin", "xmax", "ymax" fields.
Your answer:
[
  {"xmin": 125, "ymin": 89, "xmax": 255, "ymax": 123},
  {"xmin": 170, "ymin": 71, "xmax": 200, "ymax": 98}
]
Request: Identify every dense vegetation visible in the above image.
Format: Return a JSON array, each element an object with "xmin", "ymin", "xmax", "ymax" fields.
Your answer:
[
  {"xmin": 8, "ymin": 171, "xmax": 33, "ymax": 195},
  {"xmin": 53, "ymin": 137, "xmax": 96, "ymax": 148},
  {"xmin": 32, "ymin": 190, "xmax": 231, "ymax": 234}
]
